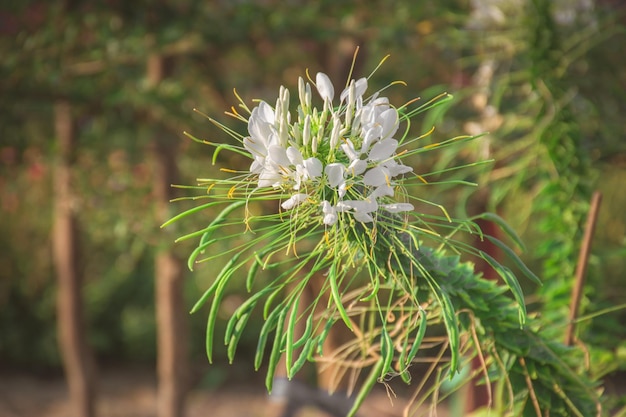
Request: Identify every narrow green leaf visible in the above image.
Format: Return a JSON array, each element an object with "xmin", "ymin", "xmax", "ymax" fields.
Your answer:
[
  {"xmin": 289, "ymin": 337, "xmax": 315, "ymax": 379},
  {"xmin": 161, "ymin": 201, "xmax": 226, "ymax": 228},
  {"xmin": 246, "ymin": 248, "xmax": 274, "ymax": 291},
  {"xmin": 473, "ymin": 212, "xmax": 526, "ymax": 251},
  {"xmin": 347, "ymin": 357, "xmax": 384, "ymax": 417},
  {"xmin": 285, "ymin": 298, "xmax": 300, "ymax": 378},
  {"xmin": 187, "ymin": 238, "xmax": 217, "ymax": 271},
  {"xmin": 205, "ymin": 268, "xmax": 234, "ymax": 363},
  {"xmin": 190, "ymin": 253, "xmax": 240, "ymax": 314},
  {"xmin": 254, "ymin": 307, "xmax": 282, "ymax": 370},
  {"xmin": 227, "ymin": 311, "xmax": 252, "ymax": 363},
  {"xmin": 404, "ymin": 307, "xmax": 428, "ymax": 368},
  {"xmin": 266, "ymin": 308, "xmax": 288, "ymax": 393},
  {"xmin": 264, "ymin": 285, "xmax": 286, "ymax": 319},
  {"xmin": 380, "ymin": 328, "xmax": 394, "ymax": 379},
  {"xmin": 480, "ymin": 251, "xmax": 527, "ymax": 326},
  {"xmin": 359, "ymin": 274, "xmax": 380, "ymax": 302},
  {"xmin": 329, "ymin": 262, "xmax": 353, "ymax": 331},
  {"xmin": 292, "ymin": 313, "xmax": 313, "ymax": 349},
  {"xmin": 224, "ymin": 290, "xmax": 267, "ymax": 344},
  {"xmin": 185, "ymin": 201, "xmax": 247, "ymax": 270},
  {"xmin": 398, "ymin": 330, "xmax": 409, "ymax": 371},
  {"xmin": 485, "ymin": 235, "xmax": 542, "ymax": 286},
  {"xmin": 438, "ymin": 290, "xmax": 460, "ymax": 374},
  {"xmin": 317, "ymin": 318, "xmax": 336, "ymax": 355},
  {"xmin": 213, "ymin": 143, "xmax": 247, "ymax": 164},
  {"xmin": 246, "ymin": 254, "xmax": 262, "ymax": 292}
]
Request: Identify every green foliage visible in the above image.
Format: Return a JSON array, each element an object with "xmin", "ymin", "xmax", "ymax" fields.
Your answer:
[
  {"xmin": 412, "ymin": 247, "xmax": 599, "ymax": 417},
  {"xmin": 168, "ymin": 57, "xmax": 602, "ymax": 415},
  {"xmin": 1, "ymin": 5, "xmax": 624, "ymax": 413}
]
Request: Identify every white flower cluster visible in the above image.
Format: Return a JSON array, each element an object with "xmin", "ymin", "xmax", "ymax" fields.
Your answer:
[{"xmin": 243, "ymin": 72, "xmax": 414, "ymax": 226}]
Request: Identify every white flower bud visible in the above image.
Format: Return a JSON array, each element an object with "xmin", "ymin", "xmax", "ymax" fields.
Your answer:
[
  {"xmin": 382, "ymin": 203, "xmax": 414, "ymax": 213},
  {"xmin": 330, "ymin": 115, "xmax": 342, "ymax": 151},
  {"xmin": 303, "ymin": 115, "xmax": 311, "ymax": 147},
  {"xmin": 281, "ymin": 193, "xmax": 308, "ymax": 210},
  {"xmin": 316, "ymin": 72, "xmax": 335, "ymax": 103},
  {"xmin": 298, "ymin": 77, "xmax": 307, "ymax": 112}
]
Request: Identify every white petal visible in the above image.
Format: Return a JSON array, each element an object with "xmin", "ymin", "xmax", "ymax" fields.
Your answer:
[
  {"xmin": 249, "ymin": 159, "xmax": 264, "ymax": 174},
  {"xmin": 341, "ymin": 139, "xmax": 360, "ymax": 161},
  {"xmin": 281, "ymin": 193, "xmax": 308, "ymax": 210},
  {"xmin": 323, "ymin": 213, "xmax": 337, "ymax": 225},
  {"xmin": 353, "ymin": 211, "xmax": 374, "ymax": 223},
  {"xmin": 316, "ymin": 72, "xmax": 334, "ymax": 102},
  {"xmin": 363, "ymin": 166, "xmax": 389, "ymax": 187},
  {"xmin": 258, "ymin": 170, "xmax": 282, "ymax": 188},
  {"xmin": 338, "ymin": 182, "xmax": 347, "ymax": 198},
  {"xmin": 303, "ymin": 157, "xmax": 322, "ymax": 178},
  {"xmin": 257, "ymin": 101, "xmax": 276, "ymax": 124},
  {"xmin": 267, "ymin": 131, "xmax": 281, "ymax": 148},
  {"xmin": 243, "ymin": 136, "xmax": 267, "ymax": 159},
  {"xmin": 268, "ymin": 145, "xmax": 290, "ymax": 168},
  {"xmin": 321, "ymin": 200, "xmax": 338, "ymax": 225},
  {"xmin": 339, "ymin": 80, "xmax": 353, "ymax": 104},
  {"xmin": 247, "ymin": 118, "xmax": 272, "ymax": 148},
  {"xmin": 325, "ymin": 163, "xmax": 346, "ymax": 188},
  {"xmin": 382, "ymin": 203, "xmax": 414, "ymax": 213},
  {"xmin": 361, "ymin": 126, "xmax": 382, "ymax": 154},
  {"xmin": 347, "ymin": 159, "xmax": 367, "ymax": 176},
  {"xmin": 339, "ymin": 77, "xmax": 368, "ymax": 103},
  {"xmin": 335, "ymin": 201, "xmax": 352, "ymax": 212},
  {"xmin": 358, "ymin": 198, "xmax": 378, "ymax": 213},
  {"xmin": 368, "ymin": 138, "xmax": 398, "ymax": 161},
  {"xmin": 371, "ymin": 96, "xmax": 390, "ymax": 109},
  {"xmin": 371, "ymin": 184, "xmax": 394, "ymax": 198},
  {"xmin": 343, "ymin": 199, "xmax": 378, "ymax": 213},
  {"xmin": 379, "ymin": 108, "xmax": 399, "ymax": 139},
  {"xmin": 384, "ymin": 160, "xmax": 413, "ymax": 177},
  {"xmin": 354, "ymin": 78, "xmax": 368, "ymax": 98},
  {"xmin": 286, "ymin": 146, "xmax": 303, "ymax": 166}
]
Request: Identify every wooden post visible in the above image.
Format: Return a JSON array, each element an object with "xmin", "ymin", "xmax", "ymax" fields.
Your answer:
[
  {"xmin": 147, "ymin": 53, "xmax": 189, "ymax": 417},
  {"xmin": 564, "ymin": 191, "xmax": 602, "ymax": 346},
  {"xmin": 53, "ymin": 100, "xmax": 97, "ymax": 417}
]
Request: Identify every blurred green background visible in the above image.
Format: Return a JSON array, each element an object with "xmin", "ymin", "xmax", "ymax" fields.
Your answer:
[{"xmin": 1, "ymin": 0, "xmax": 625, "ymax": 409}]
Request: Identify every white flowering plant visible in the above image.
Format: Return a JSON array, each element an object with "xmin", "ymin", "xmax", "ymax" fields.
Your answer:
[{"xmin": 165, "ymin": 56, "xmax": 600, "ymax": 416}]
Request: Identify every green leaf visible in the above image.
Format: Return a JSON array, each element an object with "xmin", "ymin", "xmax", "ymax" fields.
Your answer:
[
  {"xmin": 161, "ymin": 200, "xmax": 228, "ymax": 228},
  {"xmin": 227, "ymin": 311, "xmax": 252, "ymax": 363},
  {"xmin": 472, "ymin": 212, "xmax": 527, "ymax": 252},
  {"xmin": 292, "ymin": 313, "xmax": 313, "ymax": 349},
  {"xmin": 254, "ymin": 306, "xmax": 282, "ymax": 371},
  {"xmin": 317, "ymin": 318, "xmax": 336, "ymax": 355},
  {"xmin": 204, "ymin": 265, "xmax": 233, "ymax": 363},
  {"xmin": 187, "ymin": 238, "xmax": 217, "ymax": 271},
  {"xmin": 403, "ymin": 307, "xmax": 428, "ymax": 368},
  {"xmin": 284, "ymin": 297, "xmax": 300, "ymax": 378},
  {"xmin": 380, "ymin": 328, "xmax": 394, "ymax": 379},
  {"xmin": 224, "ymin": 289, "xmax": 268, "ymax": 344},
  {"xmin": 190, "ymin": 253, "xmax": 240, "ymax": 314},
  {"xmin": 266, "ymin": 308, "xmax": 288, "ymax": 392},
  {"xmin": 480, "ymin": 251, "xmax": 527, "ymax": 326},
  {"xmin": 289, "ymin": 337, "xmax": 316, "ymax": 379},
  {"xmin": 438, "ymin": 289, "xmax": 460, "ymax": 374},
  {"xmin": 485, "ymin": 235, "xmax": 542, "ymax": 286},
  {"xmin": 246, "ymin": 251, "xmax": 264, "ymax": 291},
  {"xmin": 347, "ymin": 357, "xmax": 384, "ymax": 417},
  {"xmin": 185, "ymin": 201, "xmax": 246, "ymax": 270},
  {"xmin": 329, "ymin": 261, "xmax": 353, "ymax": 331}
]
